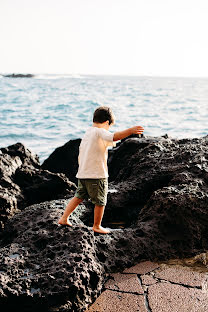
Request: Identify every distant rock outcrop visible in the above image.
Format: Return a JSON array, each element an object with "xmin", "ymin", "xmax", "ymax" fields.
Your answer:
[{"xmin": 3, "ymin": 73, "xmax": 34, "ymax": 78}]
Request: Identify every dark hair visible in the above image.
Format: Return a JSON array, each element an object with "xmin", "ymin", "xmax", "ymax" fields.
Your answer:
[{"xmin": 93, "ymin": 106, "xmax": 115, "ymax": 125}]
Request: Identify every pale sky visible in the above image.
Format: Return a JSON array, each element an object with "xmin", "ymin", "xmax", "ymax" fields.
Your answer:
[{"xmin": 0, "ymin": 0, "xmax": 208, "ymax": 77}]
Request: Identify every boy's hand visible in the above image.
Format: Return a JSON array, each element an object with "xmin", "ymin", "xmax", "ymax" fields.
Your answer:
[
  {"xmin": 130, "ymin": 126, "xmax": 144, "ymax": 135},
  {"xmin": 113, "ymin": 125, "xmax": 144, "ymax": 141}
]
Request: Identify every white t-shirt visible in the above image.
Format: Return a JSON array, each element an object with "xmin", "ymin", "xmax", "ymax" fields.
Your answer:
[{"xmin": 76, "ymin": 127, "xmax": 115, "ymax": 179}]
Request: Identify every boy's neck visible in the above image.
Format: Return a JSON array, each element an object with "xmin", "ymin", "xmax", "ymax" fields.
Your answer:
[{"xmin": 93, "ymin": 122, "xmax": 110, "ymax": 130}]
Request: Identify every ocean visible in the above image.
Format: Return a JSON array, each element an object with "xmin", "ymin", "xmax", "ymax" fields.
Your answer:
[{"xmin": 0, "ymin": 74, "xmax": 207, "ymax": 164}]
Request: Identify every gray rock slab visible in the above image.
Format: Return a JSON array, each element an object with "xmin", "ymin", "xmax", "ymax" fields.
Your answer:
[
  {"xmin": 105, "ymin": 273, "xmax": 144, "ymax": 294},
  {"xmin": 85, "ymin": 290, "xmax": 146, "ymax": 312},
  {"xmin": 148, "ymin": 282, "xmax": 208, "ymax": 312},
  {"xmin": 154, "ymin": 265, "xmax": 207, "ymax": 287},
  {"xmin": 123, "ymin": 261, "xmax": 160, "ymax": 274},
  {"xmin": 141, "ymin": 274, "xmax": 157, "ymax": 285}
]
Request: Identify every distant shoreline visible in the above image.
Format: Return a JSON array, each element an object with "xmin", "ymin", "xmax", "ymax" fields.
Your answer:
[
  {"xmin": 2, "ymin": 73, "xmax": 35, "ymax": 78},
  {"xmin": 1, "ymin": 73, "xmax": 208, "ymax": 79}
]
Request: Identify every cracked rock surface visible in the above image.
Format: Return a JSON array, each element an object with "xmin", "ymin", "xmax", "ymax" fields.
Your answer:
[{"xmin": 86, "ymin": 261, "xmax": 208, "ymax": 312}]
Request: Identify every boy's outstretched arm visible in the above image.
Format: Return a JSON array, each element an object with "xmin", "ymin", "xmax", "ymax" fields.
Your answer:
[{"xmin": 113, "ymin": 126, "xmax": 144, "ymax": 141}]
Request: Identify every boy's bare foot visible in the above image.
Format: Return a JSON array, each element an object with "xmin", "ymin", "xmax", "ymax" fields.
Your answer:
[
  {"xmin": 92, "ymin": 226, "xmax": 110, "ymax": 234},
  {"xmin": 58, "ymin": 218, "xmax": 72, "ymax": 226}
]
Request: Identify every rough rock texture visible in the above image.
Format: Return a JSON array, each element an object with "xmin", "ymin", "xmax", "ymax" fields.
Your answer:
[
  {"xmin": 85, "ymin": 290, "xmax": 147, "ymax": 312},
  {"xmin": 123, "ymin": 261, "xmax": 160, "ymax": 274},
  {"xmin": 104, "ymin": 135, "xmax": 208, "ymax": 259},
  {"xmin": 0, "ymin": 200, "xmax": 105, "ymax": 312},
  {"xmin": 1, "ymin": 135, "xmax": 208, "ymax": 311},
  {"xmin": 154, "ymin": 265, "xmax": 206, "ymax": 287},
  {"xmin": 0, "ymin": 143, "xmax": 76, "ymax": 230},
  {"xmin": 81, "ymin": 135, "xmax": 208, "ymax": 270},
  {"xmin": 106, "ymin": 135, "xmax": 208, "ymax": 226},
  {"xmin": 0, "ymin": 142, "xmax": 40, "ymax": 168},
  {"xmin": 86, "ymin": 261, "xmax": 208, "ymax": 312},
  {"xmin": 41, "ymin": 139, "xmax": 81, "ymax": 184},
  {"xmin": 147, "ymin": 282, "xmax": 208, "ymax": 312},
  {"xmin": 105, "ymin": 273, "xmax": 144, "ymax": 293}
]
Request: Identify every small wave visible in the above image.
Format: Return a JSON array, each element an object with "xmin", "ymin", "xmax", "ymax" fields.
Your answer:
[
  {"xmin": 0, "ymin": 75, "xmax": 207, "ymax": 162},
  {"xmin": 142, "ymin": 93, "xmax": 156, "ymax": 97},
  {"xmin": 85, "ymin": 100, "xmax": 100, "ymax": 107},
  {"xmin": 1, "ymin": 109, "xmax": 15, "ymax": 113},
  {"xmin": 170, "ymin": 100, "xmax": 185, "ymax": 105},
  {"xmin": 53, "ymin": 103, "xmax": 71, "ymax": 110},
  {"xmin": 185, "ymin": 98, "xmax": 197, "ymax": 102},
  {"xmin": 0, "ymin": 133, "xmax": 49, "ymax": 140}
]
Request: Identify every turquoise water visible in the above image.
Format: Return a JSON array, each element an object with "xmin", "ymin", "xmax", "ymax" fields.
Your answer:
[{"xmin": 0, "ymin": 74, "xmax": 207, "ymax": 163}]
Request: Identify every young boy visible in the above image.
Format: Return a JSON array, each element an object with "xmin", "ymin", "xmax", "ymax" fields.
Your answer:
[{"xmin": 58, "ymin": 106, "xmax": 144, "ymax": 234}]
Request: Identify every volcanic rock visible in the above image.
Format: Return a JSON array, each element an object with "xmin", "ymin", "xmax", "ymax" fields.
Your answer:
[
  {"xmin": 105, "ymin": 135, "xmax": 208, "ymax": 229},
  {"xmin": 0, "ymin": 199, "xmax": 104, "ymax": 312},
  {"xmin": 38, "ymin": 135, "xmax": 208, "ymax": 261},
  {"xmin": 0, "ymin": 143, "xmax": 76, "ymax": 230},
  {"xmin": 1, "ymin": 135, "xmax": 208, "ymax": 311},
  {"xmin": 41, "ymin": 139, "xmax": 81, "ymax": 184}
]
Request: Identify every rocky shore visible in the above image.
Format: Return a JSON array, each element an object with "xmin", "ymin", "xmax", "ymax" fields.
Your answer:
[
  {"xmin": 0, "ymin": 135, "xmax": 208, "ymax": 311},
  {"xmin": 3, "ymin": 73, "xmax": 34, "ymax": 78}
]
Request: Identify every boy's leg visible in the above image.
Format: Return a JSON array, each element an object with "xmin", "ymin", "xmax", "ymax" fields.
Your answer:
[
  {"xmin": 58, "ymin": 196, "xmax": 83, "ymax": 226},
  {"xmin": 93, "ymin": 205, "xmax": 110, "ymax": 234}
]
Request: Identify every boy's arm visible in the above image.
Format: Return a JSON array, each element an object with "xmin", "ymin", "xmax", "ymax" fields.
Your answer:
[{"xmin": 113, "ymin": 126, "xmax": 144, "ymax": 141}]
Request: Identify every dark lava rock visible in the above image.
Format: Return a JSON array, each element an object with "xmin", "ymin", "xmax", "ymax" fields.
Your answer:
[
  {"xmin": 105, "ymin": 135, "xmax": 208, "ymax": 226},
  {"xmin": 0, "ymin": 142, "xmax": 40, "ymax": 169},
  {"xmin": 83, "ymin": 135, "xmax": 208, "ymax": 269},
  {"xmin": 39, "ymin": 135, "xmax": 208, "ymax": 257},
  {"xmin": 40, "ymin": 136, "xmax": 145, "ymax": 185},
  {"xmin": 3, "ymin": 73, "xmax": 34, "ymax": 78},
  {"xmin": 40, "ymin": 135, "xmax": 162, "ymax": 185},
  {"xmin": 0, "ymin": 200, "xmax": 105, "ymax": 312},
  {"xmin": 14, "ymin": 168, "xmax": 76, "ymax": 207},
  {"xmin": 1, "ymin": 135, "xmax": 208, "ymax": 311},
  {"xmin": 41, "ymin": 139, "xmax": 81, "ymax": 184},
  {"xmin": 0, "ymin": 143, "xmax": 76, "ymax": 230}
]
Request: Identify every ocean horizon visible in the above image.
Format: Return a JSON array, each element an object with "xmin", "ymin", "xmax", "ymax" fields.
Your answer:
[{"xmin": 0, "ymin": 74, "xmax": 207, "ymax": 163}]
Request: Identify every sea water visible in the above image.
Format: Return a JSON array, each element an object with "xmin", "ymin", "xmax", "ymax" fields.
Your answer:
[{"xmin": 0, "ymin": 74, "xmax": 207, "ymax": 163}]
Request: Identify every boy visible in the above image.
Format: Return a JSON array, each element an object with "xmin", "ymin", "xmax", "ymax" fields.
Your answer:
[{"xmin": 58, "ymin": 106, "xmax": 144, "ymax": 234}]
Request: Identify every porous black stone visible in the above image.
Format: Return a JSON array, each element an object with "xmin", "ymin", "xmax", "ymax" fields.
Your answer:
[
  {"xmin": 41, "ymin": 139, "xmax": 81, "ymax": 184},
  {"xmin": 0, "ymin": 200, "xmax": 104, "ymax": 312},
  {"xmin": 0, "ymin": 143, "xmax": 76, "ymax": 230},
  {"xmin": 1, "ymin": 135, "xmax": 208, "ymax": 311}
]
